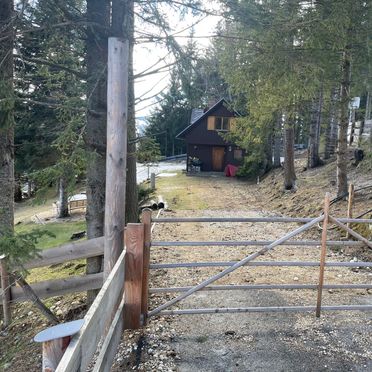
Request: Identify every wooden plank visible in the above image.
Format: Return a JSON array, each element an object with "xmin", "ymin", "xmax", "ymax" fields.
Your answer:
[
  {"xmin": 148, "ymin": 216, "xmax": 324, "ymax": 317},
  {"xmin": 329, "ymin": 216, "xmax": 372, "ymax": 249},
  {"xmin": 0, "ymin": 257, "xmax": 11, "ymax": 326},
  {"xmin": 124, "ymin": 223, "xmax": 144, "ymax": 330},
  {"xmin": 316, "ymin": 193, "xmax": 330, "ymax": 317},
  {"xmin": 56, "ymin": 250, "xmax": 126, "ymax": 372},
  {"xmin": 141, "ymin": 209, "xmax": 152, "ymax": 325},
  {"xmin": 2, "ymin": 273, "xmax": 103, "ymax": 303},
  {"xmin": 104, "ymin": 37, "xmax": 129, "ymax": 278},
  {"xmin": 92, "ymin": 296, "xmax": 125, "ymax": 372},
  {"xmin": 24, "ymin": 237, "xmax": 104, "ymax": 270}
]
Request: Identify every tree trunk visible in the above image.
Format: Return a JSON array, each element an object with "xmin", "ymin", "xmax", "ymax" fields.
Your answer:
[
  {"xmin": 27, "ymin": 179, "xmax": 32, "ymax": 198},
  {"xmin": 85, "ymin": 0, "xmax": 110, "ymax": 304},
  {"xmin": 358, "ymin": 91, "xmax": 370, "ymax": 146},
  {"xmin": 265, "ymin": 133, "xmax": 273, "ymax": 172},
  {"xmin": 16, "ymin": 274, "xmax": 59, "ymax": 325},
  {"xmin": 337, "ymin": 48, "xmax": 350, "ymax": 197},
  {"xmin": 283, "ymin": 116, "xmax": 296, "ymax": 190},
  {"xmin": 0, "ymin": 0, "xmax": 14, "ymax": 237},
  {"xmin": 349, "ymin": 108, "xmax": 356, "ymax": 145},
  {"xmin": 58, "ymin": 177, "xmax": 69, "ymax": 218},
  {"xmin": 324, "ymin": 87, "xmax": 339, "ymax": 159},
  {"xmin": 365, "ymin": 91, "xmax": 371, "ymax": 122},
  {"xmin": 14, "ymin": 178, "xmax": 22, "ymax": 202},
  {"xmin": 273, "ymin": 114, "xmax": 282, "ymax": 168},
  {"xmin": 307, "ymin": 89, "xmax": 323, "ymax": 168}
]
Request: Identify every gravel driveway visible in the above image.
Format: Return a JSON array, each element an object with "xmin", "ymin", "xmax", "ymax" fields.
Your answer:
[{"xmin": 113, "ymin": 177, "xmax": 372, "ymax": 372}]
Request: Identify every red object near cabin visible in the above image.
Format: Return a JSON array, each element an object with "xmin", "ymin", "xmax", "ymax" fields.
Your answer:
[{"xmin": 225, "ymin": 164, "xmax": 238, "ymax": 177}]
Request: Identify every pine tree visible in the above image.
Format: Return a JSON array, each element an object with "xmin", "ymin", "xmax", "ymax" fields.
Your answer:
[{"xmin": 0, "ymin": 0, "xmax": 15, "ymax": 238}]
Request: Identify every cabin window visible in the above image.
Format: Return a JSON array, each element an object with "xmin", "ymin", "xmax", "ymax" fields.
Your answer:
[
  {"xmin": 215, "ymin": 117, "xmax": 230, "ymax": 131},
  {"xmin": 234, "ymin": 149, "xmax": 243, "ymax": 160}
]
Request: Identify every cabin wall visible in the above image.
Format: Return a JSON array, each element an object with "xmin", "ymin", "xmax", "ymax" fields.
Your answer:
[
  {"xmin": 184, "ymin": 105, "xmax": 235, "ymax": 146},
  {"xmin": 187, "ymin": 144, "xmax": 244, "ymax": 172},
  {"xmin": 183, "ymin": 103, "xmax": 243, "ymax": 172}
]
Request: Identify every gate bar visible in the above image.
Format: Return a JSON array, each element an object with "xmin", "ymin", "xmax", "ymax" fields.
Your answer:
[
  {"xmin": 149, "ymin": 283, "xmax": 372, "ymax": 293},
  {"xmin": 149, "ymin": 261, "xmax": 372, "ymax": 269},
  {"xmin": 329, "ymin": 216, "xmax": 372, "ymax": 249},
  {"xmin": 158, "ymin": 305, "xmax": 372, "ymax": 316},
  {"xmin": 148, "ymin": 216, "xmax": 324, "ymax": 317},
  {"xmin": 151, "ymin": 240, "xmax": 364, "ymax": 247},
  {"xmin": 152, "ymin": 217, "xmax": 371, "ymax": 224}
]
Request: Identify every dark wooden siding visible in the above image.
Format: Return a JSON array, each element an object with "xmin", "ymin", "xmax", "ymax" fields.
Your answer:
[
  {"xmin": 188, "ymin": 144, "xmax": 244, "ymax": 171},
  {"xmin": 184, "ymin": 102, "xmax": 243, "ymax": 172},
  {"xmin": 184, "ymin": 105, "xmax": 235, "ymax": 146}
]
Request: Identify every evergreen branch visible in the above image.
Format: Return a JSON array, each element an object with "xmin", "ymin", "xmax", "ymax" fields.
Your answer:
[
  {"xmin": 0, "ymin": 21, "xmax": 109, "ymax": 42},
  {"xmin": 14, "ymin": 54, "xmax": 87, "ymax": 79}
]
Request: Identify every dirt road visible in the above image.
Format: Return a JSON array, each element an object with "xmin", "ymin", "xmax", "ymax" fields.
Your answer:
[{"xmin": 113, "ymin": 175, "xmax": 372, "ymax": 372}]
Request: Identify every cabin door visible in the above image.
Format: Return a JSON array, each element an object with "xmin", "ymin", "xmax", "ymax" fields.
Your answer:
[{"xmin": 212, "ymin": 147, "xmax": 225, "ymax": 171}]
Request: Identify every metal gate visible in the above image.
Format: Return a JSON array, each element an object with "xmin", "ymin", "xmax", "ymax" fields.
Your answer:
[{"xmin": 143, "ymin": 194, "xmax": 372, "ymax": 319}]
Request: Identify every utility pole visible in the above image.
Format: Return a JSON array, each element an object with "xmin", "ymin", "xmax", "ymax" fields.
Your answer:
[{"xmin": 104, "ymin": 38, "xmax": 129, "ymax": 278}]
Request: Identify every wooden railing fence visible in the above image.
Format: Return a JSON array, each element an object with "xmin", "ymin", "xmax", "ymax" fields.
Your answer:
[{"xmin": 0, "ymin": 237, "xmax": 105, "ymax": 317}]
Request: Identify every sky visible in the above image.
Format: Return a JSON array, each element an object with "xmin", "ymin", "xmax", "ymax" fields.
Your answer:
[{"xmin": 133, "ymin": 1, "xmax": 223, "ymax": 120}]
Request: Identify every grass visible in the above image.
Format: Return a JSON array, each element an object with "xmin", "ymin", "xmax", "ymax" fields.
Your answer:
[
  {"xmin": 14, "ymin": 220, "xmax": 88, "ymax": 283},
  {"xmin": 15, "ymin": 220, "xmax": 86, "ymax": 250},
  {"xmin": 155, "ymin": 172, "xmax": 209, "ymax": 210}
]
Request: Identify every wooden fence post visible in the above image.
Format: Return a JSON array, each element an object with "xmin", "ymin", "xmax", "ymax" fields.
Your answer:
[
  {"xmin": 103, "ymin": 37, "xmax": 130, "ymax": 279},
  {"xmin": 34, "ymin": 319, "xmax": 83, "ymax": 372},
  {"xmin": 316, "ymin": 193, "xmax": 330, "ymax": 318},
  {"xmin": 124, "ymin": 223, "xmax": 144, "ymax": 330},
  {"xmin": 141, "ymin": 209, "xmax": 152, "ymax": 325},
  {"xmin": 42, "ymin": 336, "xmax": 71, "ymax": 371},
  {"xmin": 346, "ymin": 183, "xmax": 354, "ymax": 239},
  {"xmin": 150, "ymin": 173, "xmax": 156, "ymax": 190},
  {"xmin": 0, "ymin": 257, "xmax": 11, "ymax": 327}
]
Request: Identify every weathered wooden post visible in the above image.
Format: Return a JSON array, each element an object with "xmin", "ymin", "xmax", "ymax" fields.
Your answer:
[
  {"xmin": 104, "ymin": 37, "xmax": 129, "ymax": 279},
  {"xmin": 0, "ymin": 256, "xmax": 11, "ymax": 327},
  {"xmin": 124, "ymin": 223, "xmax": 144, "ymax": 329},
  {"xmin": 316, "ymin": 193, "xmax": 330, "ymax": 318},
  {"xmin": 34, "ymin": 319, "xmax": 84, "ymax": 372},
  {"xmin": 141, "ymin": 209, "xmax": 152, "ymax": 325},
  {"xmin": 346, "ymin": 183, "xmax": 354, "ymax": 239},
  {"xmin": 150, "ymin": 172, "xmax": 156, "ymax": 190}
]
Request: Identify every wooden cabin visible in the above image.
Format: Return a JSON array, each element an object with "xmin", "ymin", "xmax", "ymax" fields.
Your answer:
[{"xmin": 177, "ymin": 99, "xmax": 243, "ymax": 172}]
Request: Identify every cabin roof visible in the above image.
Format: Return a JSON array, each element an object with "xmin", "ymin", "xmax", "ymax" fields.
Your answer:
[{"xmin": 176, "ymin": 98, "xmax": 238, "ymax": 139}]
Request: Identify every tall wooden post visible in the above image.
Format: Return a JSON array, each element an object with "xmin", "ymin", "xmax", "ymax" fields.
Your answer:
[
  {"xmin": 141, "ymin": 209, "xmax": 152, "ymax": 325},
  {"xmin": 346, "ymin": 183, "xmax": 354, "ymax": 239},
  {"xmin": 316, "ymin": 193, "xmax": 330, "ymax": 318},
  {"xmin": 104, "ymin": 37, "xmax": 129, "ymax": 279},
  {"xmin": 124, "ymin": 223, "xmax": 144, "ymax": 330},
  {"xmin": 0, "ymin": 257, "xmax": 11, "ymax": 327}
]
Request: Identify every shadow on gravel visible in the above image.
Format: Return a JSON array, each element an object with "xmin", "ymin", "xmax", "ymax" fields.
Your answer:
[{"xmin": 171, "ymin": 290, "xmax": 370, "ymax": 372}]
